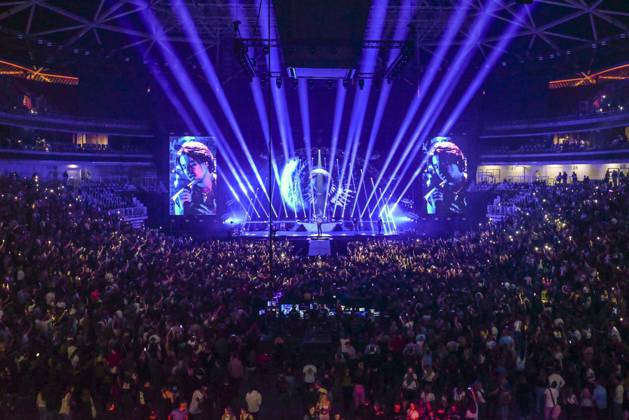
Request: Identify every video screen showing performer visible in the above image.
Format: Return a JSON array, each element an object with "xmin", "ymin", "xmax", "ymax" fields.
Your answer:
[
  {"xmin": 421, "ymin": 137, "xmax": 468, "ymax": 215},
  {"xmin": 169, "ymin": 136, "xmax": 217, "ymax": 216}
]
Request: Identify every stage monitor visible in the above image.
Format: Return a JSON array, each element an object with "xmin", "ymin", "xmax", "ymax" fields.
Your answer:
[
  {"xmin": 169, "ymin": 136, "xmax": 218, "ymax": 216},
  {"xmin": 421, "ymin": 137, "xmax": 468, "ymax": 215}
]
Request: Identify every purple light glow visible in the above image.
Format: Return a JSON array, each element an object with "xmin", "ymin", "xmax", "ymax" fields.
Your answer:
[
  {"xmin": 391, "ymin": 5, "xmax": 531, "ymax": 208},
  {"xmin": 259, "ymin": 0, "xmax": 296, "ymax": 163},
  {"xmin": 351, "ymin": 0, "xmax": 412, "ymax": 217},
  {"xmin": 335, "ymin": 0, "xmax": 389, "ymax": 217},
  {"xmin": 172, "ymin": 0, "xmax": 270, "ymax": 201},
  {"xmin": 370, "ymin": 0, "xmax": 500, "ymax": 216},
  {"xmin": 322, "ymin": 83, "xmax": 348, "ymax": 217},
  {"xmin": 139, "ymin": 7, "xmax": 253, "ymax": 198},
  {"xmin": 149, "ymin": 67, "xmax": 200, "ymax": 134},
  {"xmin": 360, "ymin": 0, "xmax": 473, "ymax": 217}
]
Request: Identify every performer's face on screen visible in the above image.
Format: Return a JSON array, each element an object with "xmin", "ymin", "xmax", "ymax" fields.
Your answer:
[{"xmin": 179, "ymin": 154, "xmax": 209, "ymax": 183}]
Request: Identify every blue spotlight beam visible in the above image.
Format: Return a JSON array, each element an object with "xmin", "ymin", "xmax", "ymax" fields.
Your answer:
[
  {"xmin": 259, "ymin": 0, "xmax": 296, "ymax": 162},
  {"xmin": 298, "ymin": 79, "xmax": 314, "ymax": 216},
  {"xmin": 139, "ymin": 15, "xmax": 251, "ymax": 218},
  {"xmin": 149, "ymin": 67, "xmax": 200, "ymax": 134},
  {"xmin": 218, "ymin": 167, "xmax": 255, "ymax": 217},
  {"xmin": 335, "ymin": 0, "xmax": 390, "ymax": 216},
  {"xmin": 351, "ymin": 0, "xmax": 412, "ymax": 217},
  {"xmin": 360, "ymin": 0, "xmax": 473, "ymax": 217},
  {"xmin": 369, "ymin": 0, "xmax": 500, "ymax": 216},
  {"xmin": 172, "ymin": 0, "xmax": 270, "ymax": 201},
  {"xmin": 391, "ymin": 5, "xmax": 531, "ymax": 208},
  {"xmin": 148, "ymin": 64, "xmax": 250, "ymax": 215},
  {"xmin": 322, "ymin": 84, "xmax": 348, "ymax": 218},
  {"xmin": 441, "ymin": 6, "xmax": 531, "ymax": 134},
  {"xmin": 139, "ymin": 8, "xmax": 254, "ymax": 199},
  {"xmin": 229, "ymin": 6, "xmax": 280, "ymax": 217}
]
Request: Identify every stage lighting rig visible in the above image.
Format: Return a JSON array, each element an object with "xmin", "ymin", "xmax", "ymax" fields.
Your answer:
[
  {"xmin": 383, "ymin": 35, "xmax": 414, "ymax": 83},
  {"xmin": 233, "ymin": 21, "xmax": 256, "ymax": 81},
  {"xmin": 234, "ymin": 39, "xmax": 256, "ymax": 81}
]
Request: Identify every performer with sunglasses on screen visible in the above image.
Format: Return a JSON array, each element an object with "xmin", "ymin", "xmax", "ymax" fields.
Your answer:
[{"xmin": 171, "ymin": 141, "xmax": 217, "ymax": 216}]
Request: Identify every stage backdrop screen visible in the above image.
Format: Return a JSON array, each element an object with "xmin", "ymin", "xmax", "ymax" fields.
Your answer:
[
  {"xmin": 421, "ymin": 137, "xmax": 468, "ymax": 215},
  {"xmin": 169, "ymin": 136, "xmax": 218, "ymax": 216}
]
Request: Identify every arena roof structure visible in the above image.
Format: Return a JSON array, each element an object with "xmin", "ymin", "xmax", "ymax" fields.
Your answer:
[{"xmin": 0, "ymin": 0, "xmax": 627, "ymax": 83}]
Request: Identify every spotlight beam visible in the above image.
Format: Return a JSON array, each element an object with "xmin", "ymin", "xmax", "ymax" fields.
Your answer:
[
  {"xmin": 322, "ymin": 84, "xmax": 348, "ymax": 218},
  {"xmin": 391, "ymin": 5, "xmax": 531, "ymax": 208},
  {"xmin": 351, "ymin": 0, "xmax": 412, "ymax": 217},
  {"xmin": 335, "ymin": 0, "xmax": 390, "ymax": 217},
  {"xmin": 441, "ymin": 7, "xmax": 530, "ymax": 135},
  {"xmin": 149, "ymin": 66, "xmax": 200, "ymax": 134},
  {"xmin": 249, "ymin": 79, "xmax": 280, "ymax": 218},
  {"xmin": 172, "ymin": 0, "xmax": 270, "ymax": 202},
  {"xmin": 229, "ymin": 7, "xmax": 280, "ymax": 217},
  {"xmin": 218, "ymin": 168, "xmax": 253, "ymax": 216},
  {"xmin": 298, "ymin": 78, "xmax": 314, "ymax": 217},
  {"xmin": 360, "ymin": 0, "xmax": 473, "ymax": 217},
  {"xmin": 147, "ymin": 65, "xmax": 252, "ymax": 215},
  {"xmin": 140, "ymin": 7, "xmax": 255, "ymax": 201},
  {"xmin": 259, "ymin": 0, "xmax": 296, "ymax": 163},
  {"xmin": 369, "ymin": 0, "xmax": 500, "ymax": 216}
]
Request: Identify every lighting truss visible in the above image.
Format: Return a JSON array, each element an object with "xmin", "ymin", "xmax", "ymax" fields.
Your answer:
[{"xmin": 0, "ymin": 0, "xmax": 627, "ymax": 79}]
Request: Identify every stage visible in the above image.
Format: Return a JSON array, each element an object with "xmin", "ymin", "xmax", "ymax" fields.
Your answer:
[
  {"xmin": 237, "ymin": 229, "xmax": 397, "ymax": 238},
  {"xmin": 238, "ymin": 219, "xmax": 397, "ymax": 239}
]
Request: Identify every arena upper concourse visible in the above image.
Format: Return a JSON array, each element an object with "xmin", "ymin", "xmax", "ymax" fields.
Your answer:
[{"xmin": 0, "ymin": 1, "xmax": 628, "ymax": 419}]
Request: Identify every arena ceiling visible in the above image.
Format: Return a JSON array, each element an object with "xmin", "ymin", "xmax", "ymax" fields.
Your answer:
[{"xmin": 0, "ymin": 0, "xmax": 628, "ymax": 82}]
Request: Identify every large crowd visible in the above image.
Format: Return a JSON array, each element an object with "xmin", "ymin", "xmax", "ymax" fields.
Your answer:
[{"xmin": 0, "ymin": 173, "xmax": 627, "ymax": 420}]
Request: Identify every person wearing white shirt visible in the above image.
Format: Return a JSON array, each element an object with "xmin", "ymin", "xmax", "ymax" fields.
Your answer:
[
  {"xmin": 58, "ymin": 386, "xmax": 74, "ymax": 420},
  {"xmin": 544, "ymin": 382, "xmax": 560, "ymax": 420},
  {"xmin": 245, "ymin": 389, "xmax": 262, "ymax": 416},
  {"xmin": 188, "ymin": 386, "xmax": 207, "ymax": 419},
  {"xmin": 303, "ymin": 364, "xmax": 317, "ymax": 384}
]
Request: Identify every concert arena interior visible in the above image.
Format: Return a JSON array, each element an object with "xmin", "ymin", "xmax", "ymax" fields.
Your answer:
[{"xmin": 0, "ymin": 0, "xmax": 628, "ymax": 419}]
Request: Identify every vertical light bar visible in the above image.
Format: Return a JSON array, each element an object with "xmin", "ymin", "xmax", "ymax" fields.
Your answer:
[
  {"xmin": 390, "ymin": 5, "xmax": 530, "ymax": 208},
  {"xmin": 139, "ymin": 7, "xmax": 254, "ymax": 199},
  {"xmin": 370, "ymin": 0, "xmax": 500, "ymax": 215},
  {"xmin": 298, "ymin": 78, "xmax": 314, "ymax": 216},
  {"xmin": 172, "ymin": 0, "xmax": 269, "ymax": 200},
  {"xmin": 336, "ymin": 0, "xmax": 390, "ymax": 216},
  {"xmin": 259, "ymin": 0, "xmax": 296, "ymax": 162},
  {"xmin": 360, "ymin": 0, "xmax": 473, "ymax": 217},
  {"xmin": 351, "ymin": 0, "xmax": 412, "ymax": 216},
  {"xmin": 322, "ymin": 83, "xmax": 348, "ymax": 218}
]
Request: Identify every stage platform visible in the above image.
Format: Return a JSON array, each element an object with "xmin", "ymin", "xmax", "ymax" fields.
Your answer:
[{"xmin": 237, "ymin": 229, "xmax": 397, "ymax": 239}]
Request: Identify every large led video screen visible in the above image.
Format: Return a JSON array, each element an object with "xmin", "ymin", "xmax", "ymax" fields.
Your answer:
[
  {"xmin": 421, "ymin": 137, "xmax": 468, "ymax": 215},
  {"xmin": 169, "ymin": 136, "xmax": 217, "ymax": 216}
]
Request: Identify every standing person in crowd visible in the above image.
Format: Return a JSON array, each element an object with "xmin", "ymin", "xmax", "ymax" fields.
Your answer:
[
  {"xmin": 188, "ymin": 385, "xmax": 207, "ymax": 419},
  {"xmin": 245, "ymin": 388, "xmax": 262, "ymax": 418},
  {"xmin": 544, "ymin": 381, "xmax": 561, "ymax": 420},
  {"xmin": 571, "ymin": 171, "xmax": 578, "ymax": 183},
  {"xmin": 221, "ymin": 406, "xmax": 237, "ymax": 420}
]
